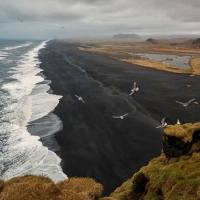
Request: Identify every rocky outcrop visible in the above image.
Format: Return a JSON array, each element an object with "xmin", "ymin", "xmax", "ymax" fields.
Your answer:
[
  {"xmin": 145, "ymin": 38, "xmax": 157, "ymax": 44},
  {"xmin": 108, "ymin": 122, "xmax": 200, "ymax": 200},
  {"xmin": 165, "ymin": 57, "xmax": 173, "ymax": 61}
]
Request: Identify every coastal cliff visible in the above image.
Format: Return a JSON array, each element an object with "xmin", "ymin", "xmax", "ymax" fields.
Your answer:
[
  {"xmin": 107, "ymin": 122, "xmax": 200, "ymax": 200},
  {"xmin": 1, "ymin": 122, "xmax": 200, "ymax": 200}
]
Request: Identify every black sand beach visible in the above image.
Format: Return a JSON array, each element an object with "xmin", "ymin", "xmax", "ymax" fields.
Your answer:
[{"xmin": 39, "ymin": 40, "xmax": 200, "ymax": 195}]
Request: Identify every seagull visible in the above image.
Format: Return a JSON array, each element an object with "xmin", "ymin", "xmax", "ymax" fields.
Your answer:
[
  {"xmin": 175, "ymin": 98, "xmax": 195, "ymax": 108},
  {"xmin": 18, "ymin": 18, "xmax": 23, "ymax": 22},
  {"xmin": 156, "ymin": 117, "xmax": 167, "ymax": 128},
  {"xmin": 177, "ymin": 119, "xmax": 181, "ymax": 124},
  {"xmin": 74, "ymin": 94, "xmax": 85, "ymax": 104},
  {"xmin": 129, "ymin": 82, "xmax": 139, "ymax": 95},
  {"xmin": 112, "ymin": 113, "xmax": 129, "ymax": 119},
  {"xmin": 61, "ymin": 27, "xmax": 64, "ymax": 29}
]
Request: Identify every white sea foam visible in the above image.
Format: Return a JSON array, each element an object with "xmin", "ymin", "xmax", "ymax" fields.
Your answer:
[
  {"xmin": 28, "ymin": 113, "xmax": 63, "ymax": 138},
  {"xmin": 31, "ymin": 84, "xmax": 50, "ymax": 95},
  {"xmin": 0, "ymin": 40, "xmax": 67, "ymax": 182},
  {"xmin": 3, "ymin": 41, "xmax": 33, "ymax": 50},
  {"xmin": 30, "ymin": 93, "xmax": 62, "ymax": 122},
  {"xmin": 0, "ymin": 51, "xmax": 8, "ymax": 60}
]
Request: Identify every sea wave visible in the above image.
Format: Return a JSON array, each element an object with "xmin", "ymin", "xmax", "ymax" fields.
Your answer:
[
  {"xmin": 0, "ymin": 51, "xmax": 8, "ymax": 60},
  {"xmin": 0, "ymin": 40, "xmax": 67, "ymax": 182},
  {"xmin": 3, "ymin": 41, "xmax": 33, "ymax": 51}
]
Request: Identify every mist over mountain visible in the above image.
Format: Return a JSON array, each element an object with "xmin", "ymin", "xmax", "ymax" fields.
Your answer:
[{"xmin": 112, "ymin": 33, "xmax": 141, "ymax": 39}]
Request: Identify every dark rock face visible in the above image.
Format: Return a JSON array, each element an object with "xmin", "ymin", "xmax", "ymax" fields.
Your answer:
[
  {"xmin": 163, "ymin": 129, "xmax": 200, "ymax": 158},
  {"xmin": 132, "ymin": 172, "xmax": 148, "ymax": 194},
  {"xmin": 163, "ymin": 135, "xmax": 192, "ymax": 157},
  {"xmin": 112, "ymin": 33, "xmax": 141, "ymax": 39},
  {"xmin": 146, "ymin": 38, "xmax": 154, "ymax": 42}
]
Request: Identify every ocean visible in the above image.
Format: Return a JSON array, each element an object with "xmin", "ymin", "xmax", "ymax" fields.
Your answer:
[{"xmin": 0, "ymin": 39, "xmax": 67, "ymax": 182}]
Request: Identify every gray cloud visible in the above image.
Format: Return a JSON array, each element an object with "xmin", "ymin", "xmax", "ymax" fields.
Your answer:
[{"xmin": 1, "ymin": 0, "xmax": 200, "ymax": 39}]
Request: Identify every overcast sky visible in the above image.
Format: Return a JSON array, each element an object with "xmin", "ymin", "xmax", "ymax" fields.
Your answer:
[{"xmin": 1, "ymin": 0, "xmax": 200, "ymax": 39}]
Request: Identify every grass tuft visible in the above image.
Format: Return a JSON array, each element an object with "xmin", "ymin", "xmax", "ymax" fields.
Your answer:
[
  {"xmin": 164, "ymin": 122, "xmax": 200, "ymax": 143},
  {"xmin": 57, "ymin": 177, "xmax": 103, "ymax": 199},
  {"xmin": 0, "ymin": 175, "xmax": 103, "ymax": 200}
]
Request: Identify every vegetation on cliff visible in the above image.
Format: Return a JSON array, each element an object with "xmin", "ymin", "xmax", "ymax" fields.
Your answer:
[
  {"xmin": 1, "ymin": 122, "xmax": 200, "ymax": 200},
  {"xmin": 0, "ymin": 175, "xmax": 103, "ymax": 200},
  {"xmin": 108, "ymin": 122, "xmax": 200, "ymax": 200}
]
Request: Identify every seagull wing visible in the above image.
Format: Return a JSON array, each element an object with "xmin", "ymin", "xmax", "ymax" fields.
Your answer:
[
  {"xmin": 161, "ymin": 117, "xmax": 165, "ymax": 124},
  {"xmin": 122, "ymin": 113, "xmax": 129, "ymax": 117},
  {"xmin": 74, "ymin": 94, "xmax": 79, "ymax": 98},
  {"xmin": 175, "ymin": 100, "xmax": 184, "ymax": 105},
  {"xmin": 187, "ymin": 98, "xmax": 195, "ymax": 104},
  {"xmin": 18, "ymin": 18, "xmax": 23, "ymax": 22},
  {"xmin": 129, "ymin": 91, "xmax": 134, "ymax": 95},
  {"xmin": 112, "ymin": 116, "xmax": 120, "ymax": 118},
  {"xmin": 156, "ymin": 125, "xmax": 162, "ymax": 128},
  {"xmin": 81, "ymin": 99, "xmax": 85, "ymax": 104},
  {"xmin": 133, "ymin": 82, "xmax": 136, "ymax": 88}
]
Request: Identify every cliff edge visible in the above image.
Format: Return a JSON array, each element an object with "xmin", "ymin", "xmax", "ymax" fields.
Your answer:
[
  {"xmin": 107, "ymin": 122, "xmax": 200, "ymax": 200},
  {"xmin": 1, "ymin": 122, "xmax": 200, "ymax": 200}
]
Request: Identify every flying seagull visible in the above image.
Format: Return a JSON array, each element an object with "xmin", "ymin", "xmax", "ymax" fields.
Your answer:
[
  {"xmin": 156, "ymin": 117, "xmax": 167, "ymax": 128},
  {"xmin": 129, "ymin": 82, "xmax": 139, "ymax": 96},
  {"xmin": 74, "ymin": 94, "xmax": 85, "ymax": 104},
  {"xmin": 18, "ymin": 18, "xmax": 23, "ymax": 22},
  {"xmin": 112, "ymin": 113, "xmax": 129, "ymax": 119},
  {"xmin": 175, "ymin": 98, "xmax": 195, "ymax": 108},
  {"xmin": 177, "ymin": 119, "xmax": 181, "ymax": 124}
]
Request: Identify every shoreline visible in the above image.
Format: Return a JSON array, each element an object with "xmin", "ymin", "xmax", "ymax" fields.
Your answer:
[
  {"xmin": 75, "ymin": 37, "xmax": 200, "ymax": 76},
  {"xmin": 39, "ymin": 40, "xmax": 200, "ymax": 195}
]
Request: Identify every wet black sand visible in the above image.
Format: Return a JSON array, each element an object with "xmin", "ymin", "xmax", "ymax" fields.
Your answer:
[{"xmin": 39, "ymin": 40, "xmax": 200, "ymax": 195}]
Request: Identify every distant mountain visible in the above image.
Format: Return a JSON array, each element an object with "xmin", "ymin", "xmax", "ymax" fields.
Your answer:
[
  {"xmin": 178, "ymin": 37, "xmax": 200, "ymax": 48},
  {"xmin": 112, "ymin": 33, "xmax": 141, "ymax": 39},
  {"xmin": 140, "ymin": 34, "xmax": 200, "ymax": 39}
]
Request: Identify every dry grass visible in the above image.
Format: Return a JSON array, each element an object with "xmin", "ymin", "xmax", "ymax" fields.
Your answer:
[
  {"xmin": 100, "ymin": 197, "xmax": 117, "ymax": 200},
  {"xmin": 164, "ymin": 122, "xmax": 200, "ymax": 143},
  {"xmin": 120, "ymin": 58, "xmax": 190, "ymax": 74},
  {"xmin": 77, "ymin": 40, "xmax": 200, "ymax": 76},
  {"xmin": 0, "ymin": 175, "xmax": 103, "ymax": 200},
  {"xmin": 190, "ymin": 57, "xmax": 200, "ymax": 75},
  {"xmin": 57, "ymin": 177, "xmax": 103, "ymax": 199}
]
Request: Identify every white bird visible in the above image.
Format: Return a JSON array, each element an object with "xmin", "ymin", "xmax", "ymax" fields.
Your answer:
[
  {"xmin": 112, "ymin": 113, "xmax": 129, "ymax": 119},
  {"xmin": 156, "ymin": 117, "xmax": 167, "ymax": 128},
  {"xmin": 177, "ymin": 119, "xmax": 181, "ymax": 124},
  {"xmin": 129, "ymin": 82, "xmax": 139, "ymax": 95},
  {"xmin": 175, "ymin": 98, "xmax": 195, "ymax": 107},
  {"xmin": 74, "ymin": 94, "xmax": 85, "ymax": 104}
]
